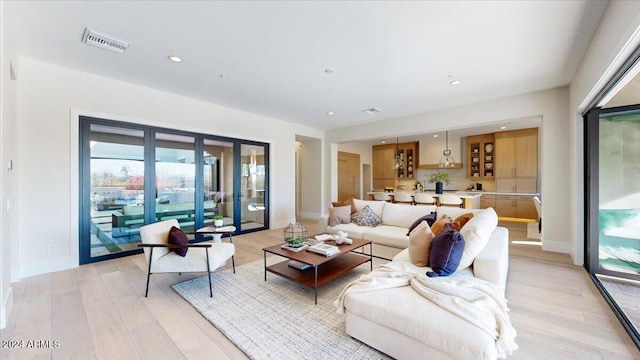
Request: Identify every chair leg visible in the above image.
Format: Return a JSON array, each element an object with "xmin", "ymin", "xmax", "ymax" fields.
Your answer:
[
  {"xmin": 205, "ymin": 248, "xmax": 213, "ymax": 297},
  {"xmin": 232, "ymin": 255, "xmax": 236, "ymax": 273},
  {"xmin": 145, "ymin": 248, "xmax": 153, "ymax": 297}
]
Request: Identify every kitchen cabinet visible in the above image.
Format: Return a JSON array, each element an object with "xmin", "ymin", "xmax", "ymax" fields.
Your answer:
[
  {"xmin": 480, "ymin": 194, "xmax": 496, "ymax": 209},
  {"xmin": 372, "ymin": 142, "xmax": 419, "ymax": 189},
  {"xmin": 494, "ymin": 128, "xmax": 538, "ymax": 193},
  {"xmin": 467, "ymin": 134, "xmax": 495, "ymax": 179},
  {"xmin": 494, "ymin": 195, "xmax": 537, "ymax": 219}
]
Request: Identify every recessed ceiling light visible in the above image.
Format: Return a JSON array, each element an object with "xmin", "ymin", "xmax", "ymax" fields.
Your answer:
[
  {"xmin": 433, "ymin": 134, "xmax": 438, "ymax": 138},
  {"xmin": 500, "ymin": 126, "xmax": 507, "ymax": 130},
  {"xmin": 168, "ymin": 55, "xmax": 182, "ymax": 63},
  {"xmin": 449, "ymin": 80, "xmax": 461, "ymax": 86},
  {"xmin": 381, "ymin": 140, "xmax": 386, "ymax": 144},
  {"xmin": 327, "ymin": 111, "xmax": 334, "ymax": 115},
  {"xmin": 325, "ymin": 68, "xmax": 336, "ymax": 74}
]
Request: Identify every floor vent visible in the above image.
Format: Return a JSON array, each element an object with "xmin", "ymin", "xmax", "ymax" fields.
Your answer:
[
  {"xmin": 82, "ymin": 27, "xmax": 130, "ymax": 54},
  {"xmin": 362, "ymin": 107, "xmax": 383, "ymax": 115}
]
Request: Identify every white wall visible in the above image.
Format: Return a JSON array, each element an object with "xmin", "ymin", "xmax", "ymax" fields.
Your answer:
[
  {"xmin": 324, "ymin": 87, "xmax": 571, "ymax": 256},
  {"xmin": 15, "ymin": 57, "xmax": 322, "ymax": 278},
  {"xmin": 569, "ymin": 1, "xmax": 640, "ymax": 265},
  {"xmin": 297, "ymin": 137, "xmax": 323, "ymax": 219},
  {"xmin": 0, "ymin": 0, "xmax": 18, "ymax": 329}
]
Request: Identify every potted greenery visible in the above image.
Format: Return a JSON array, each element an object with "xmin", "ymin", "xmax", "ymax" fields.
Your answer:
[
  {"xmin": 213, "ymin": 215, "xmax": 224, "ymax": 227},
  {"xmin": 428, "ymin": 170, "xmax": 451, "ymax": 194}
]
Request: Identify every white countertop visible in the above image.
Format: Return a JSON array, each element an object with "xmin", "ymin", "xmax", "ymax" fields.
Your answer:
[
  {"xmin": 481, "ymin": 192, "xmax": 539, "ymax": 196},
  {"xmin": 367, "ymin": 191, "xmax": 482, "ymax": 198}
]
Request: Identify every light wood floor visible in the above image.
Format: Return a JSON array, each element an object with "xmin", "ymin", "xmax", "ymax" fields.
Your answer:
[{"xmin": 1, "ymin": 219, "xmax": 639, "ymax": 359}]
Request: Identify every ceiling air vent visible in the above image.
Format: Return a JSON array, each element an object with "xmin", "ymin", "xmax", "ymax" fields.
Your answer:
[
  {"xmin": 362, "ymin": 107, "xmax": 383, "ymax": 115},
  {"xmin": 82, "ymin": 27, "xmax": 130, "ymax": 54}
]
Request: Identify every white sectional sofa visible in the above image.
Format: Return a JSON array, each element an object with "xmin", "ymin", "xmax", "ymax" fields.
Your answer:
[
  {"xmin": 321, "ymin": 199, "xmax": 511, "ymax": 359},
  {"xmin": 319, "ymin": 199, "xmax": 437, "ymax": 259}
]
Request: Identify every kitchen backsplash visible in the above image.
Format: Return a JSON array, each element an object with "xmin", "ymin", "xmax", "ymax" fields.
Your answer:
[{"xmin": 397, "ymin": 168, "xmax": 472, "ymax": 191}]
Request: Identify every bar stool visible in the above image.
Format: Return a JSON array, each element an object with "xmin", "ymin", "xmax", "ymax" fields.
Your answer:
[
  {"xmin": 373, "ymin": 192, "xmax": 393, "ymax": 202},
  {"xmin": 438, "ymin": 194, "xmax": 463, "ymax": 208},
  {"xmin": 414, "ymin": 193, "xmax": 436, "ymax": 205},
  {"xmin": 393, "ymin": 191, "xmax": 414, "ymax": 205}
]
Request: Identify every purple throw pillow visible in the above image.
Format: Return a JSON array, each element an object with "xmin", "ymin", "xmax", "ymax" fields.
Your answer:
[
  {"xmin": 427, "ymin": 223, "xmax": 465, "ymax": 277},
  {"xmin": 168, "ymin": 226, "xmax": 188, "ymax": 257},
  {"xmin": 406, "ymin": 212, "xmax": 437, "ymax": 236}
]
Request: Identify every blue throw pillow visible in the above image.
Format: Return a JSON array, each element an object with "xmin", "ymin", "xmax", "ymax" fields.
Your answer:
[
  {"xmin": 406, "ymin": 212, "xmax": 437, "ymax": 236},
  {"xmin": 427, "ymin": 223, "xmax": 465, "ymax": 277}
]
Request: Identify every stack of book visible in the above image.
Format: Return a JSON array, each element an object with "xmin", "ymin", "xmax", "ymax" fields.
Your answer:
[{"xmin": 307, "ymin": 243, "xmax": 340, "ymax": 256}]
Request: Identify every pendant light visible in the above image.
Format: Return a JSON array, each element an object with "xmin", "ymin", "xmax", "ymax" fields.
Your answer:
[
  {"xmin": 391, "ymin": 137, "xmax": 404, "ymax": 171},
  {"xmin": 439, "ymin": 131, "xmax": 456, "ymax": 168}
]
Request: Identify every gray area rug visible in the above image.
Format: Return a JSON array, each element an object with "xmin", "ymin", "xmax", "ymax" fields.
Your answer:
[{"xmin": 172, "ymin": 257, "xmax": 392, "ymax": 360}]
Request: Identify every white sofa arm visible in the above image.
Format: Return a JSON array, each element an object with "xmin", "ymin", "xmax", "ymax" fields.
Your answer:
[
  {"xmin": 473, "ymin": 226, "xmax": 509, "ymax": 296},
  {"xmin": 318, "ymin": 215, "xmax": 329, "ymax": 233}
]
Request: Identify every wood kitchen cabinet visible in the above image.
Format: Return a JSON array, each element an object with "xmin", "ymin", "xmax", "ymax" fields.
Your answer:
[
  {"xmin": 480, "ymin": 194, "xmax": 496, "ymax": 209},
  {"xmin": 494, "ymin": 128, "xmax": 538, "ymax": 193},
  {"xmin": 372, "ymin": 142, "xmax": 419, "ymax": 189},
  {"xmin": 494, "ymin": 195, "xmax": 537, "ymax": 219},
  {"xmin": 467, "ymin": 134, "xmax": 495, "ymax": 179}
]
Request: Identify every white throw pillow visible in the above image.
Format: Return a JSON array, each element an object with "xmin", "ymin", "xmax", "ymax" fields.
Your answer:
[
  {"xmin": 408, "ymin": 220, "xmax": 434, "ymax": 267},
  {"xmin": 457, "ymin": 207, "xmax": 498, "ymax": 270},
  {"xmin": 328, "ymin": 205, "xmax": 352, "ymax": 226}
]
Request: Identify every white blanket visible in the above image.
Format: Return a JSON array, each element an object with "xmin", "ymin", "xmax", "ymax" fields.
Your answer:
[{"xmin": 334, "ymin": 262, "xmax": 518, "ymax": 358}]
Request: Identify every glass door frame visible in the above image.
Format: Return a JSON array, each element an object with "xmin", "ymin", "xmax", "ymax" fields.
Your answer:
[
  {"xmin": 80, "ymin": 116, "xmax": 270, "ymax": 264},
  {"xmin": 584, "ymin": 105, "xmax": 640, "ymax": 348}
]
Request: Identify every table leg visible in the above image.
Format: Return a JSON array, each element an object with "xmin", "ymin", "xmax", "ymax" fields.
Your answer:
[
  {"xmin": 369, "ymin": 243, "xmax": 373, "ymax": 270},
  {"xmin": 263, "ymin": 251, "xmax": 267, "ymax": 281},
  {"xmin": 314, "ymin": 265, "xmax": 318, "ymax": 305}
]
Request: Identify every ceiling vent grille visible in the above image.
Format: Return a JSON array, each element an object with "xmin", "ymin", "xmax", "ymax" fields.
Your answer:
[
  {"xmin": 82, "ymin": 27, "xmax": 130, "ymax": 54},
  {"xmin": 362, "ymin": 107, "xmax": 383, "ymax": 115}
]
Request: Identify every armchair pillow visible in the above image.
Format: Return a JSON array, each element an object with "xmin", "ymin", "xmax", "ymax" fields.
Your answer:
[
  {"xmin": 329, "ymin": 205, "xmax": 352, "ymax": 226},
  {"xmin": 427, "ymin": 223, "xmax": 465, "ymax": 277},
  {"xmin": 450, "ymin": 213, "xmax": 474, "ymax": 231},
  {"xmin": 408, "ymin": 220, "xmax": 435, "ymax": 267},
  {"xmin": 168, "ymin": 226, "xmax": 189, "ymax": 257},
  {"xmin": 431, "ymin": 216, "xmax": 452, "ymax": 236}
]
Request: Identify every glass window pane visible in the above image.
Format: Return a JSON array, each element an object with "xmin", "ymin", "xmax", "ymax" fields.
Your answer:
[
  {"xmin": 598, "ymin": 113, "xmax": 640, "ymax": 276},
  {"xmin": 203, "ymin": 139, "xmax": 234, "ymax": 227},
  {"xmin": 90, "ymin": 125, "xmax": 145, "ymax": 258},
  {"xmin": 241, "ymin": 144, "xmax": 266, "ymax": 230},
  {"xmin": 155, "ymin": 133, "xmax": 196, "ymax": 231}
]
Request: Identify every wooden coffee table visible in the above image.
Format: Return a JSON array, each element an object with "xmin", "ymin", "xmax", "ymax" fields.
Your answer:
[{"xmin": 263, "ymin": 237, "xmax": 372, "ymax": 304}]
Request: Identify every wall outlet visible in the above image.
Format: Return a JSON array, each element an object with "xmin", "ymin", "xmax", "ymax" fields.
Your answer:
[{"xmin": 48, "ymin": 243, "xmax": 56, "ymax": 254}]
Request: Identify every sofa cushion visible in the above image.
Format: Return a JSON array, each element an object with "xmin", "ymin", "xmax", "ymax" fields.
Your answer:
[
  {"xmin": 408, "ymin": 221, "xmax": 434, "ymax": 267},
  {"xmin": 406, "ymin": 212, "xmax": 437, "ymax": 235},
  {"xmin": 168, "ymin": 226, "xmax": 189, "ymax": 257},
  {"xmin": 362, "ymin": 225, "xmax": 410, "ymax": 249},
  {"xmin": 325, "ymin": 222, "xmax": 367, "ymax": 239},
  {"xmin": 332, "ymin": 197, "xmax": 356, "ymax": 214},
  {"xmin": 352, "ymin": 205, "xmax": 383, "ymax": 227},
  {"xmin": 352, "ymin": 198, "xmax": 386, "ymax": 218},
  {"xmin": 457, "ymin": 207, "xmax": 498, "ymax": 270},
  {"xmin": 329, "ymin": 205, "xmax": 352, "ymax": 226},
  {"xmin": 427, "ymin": 224, "xmax": 465, "ymax": 277},
  {"xmin": 382, "ymin": 202, "xmax": 436, "ymax": 228},
  {"xmin": 430, "ymin": 216, "xmax": 451, "ymax": 236}
]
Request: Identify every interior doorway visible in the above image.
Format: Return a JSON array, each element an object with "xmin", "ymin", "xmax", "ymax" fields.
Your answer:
[{"xmin": 338, "ymin": 151, "xmax": 360, "ymax": 202}]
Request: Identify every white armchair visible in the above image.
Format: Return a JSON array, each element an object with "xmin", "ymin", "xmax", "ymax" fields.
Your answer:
[{"xmin": 138, "ymin": 219, "xmax": 235, "ymax": 297}]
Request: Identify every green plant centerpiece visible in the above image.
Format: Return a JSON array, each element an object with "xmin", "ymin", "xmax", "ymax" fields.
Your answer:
[
  {"xmin": 213, "ymin": 214, "xmax": 224, "ymax": 227},
  {"xmin": 427, "ymin": 170, "xmax": 451, "ymax": 194},
  {"xmin": 283, "ymin": 223, "xmax": 308, "ymax": 248}
]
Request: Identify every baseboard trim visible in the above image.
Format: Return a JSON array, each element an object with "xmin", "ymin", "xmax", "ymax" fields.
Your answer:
[
  {"xmin": 542, "ymin": 239, "xmax": 572, "ymax": 254},
  {"xmin": 20, "ymin": 256, "xmax": 77, "ymax": 278},
  {"xmin": 1, "ymin": 286, "xmax": 13, "ymax": 329}
]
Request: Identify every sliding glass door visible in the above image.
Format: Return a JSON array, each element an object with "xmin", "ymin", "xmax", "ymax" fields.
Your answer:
[
  {"xmin": 586, "ymin": 106, "xmax": 640, "ymax": 281},
  {"xmin": 80, "ymin": 117, "xmax": 269, "ymax": 264}
]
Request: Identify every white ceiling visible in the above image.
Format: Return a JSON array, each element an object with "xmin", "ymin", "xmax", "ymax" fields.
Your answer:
[{"xmin": 9, "ymin": 1, "xmax": 607, "ymax": 131}]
